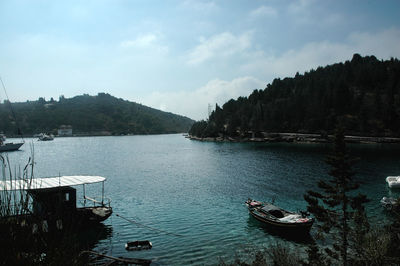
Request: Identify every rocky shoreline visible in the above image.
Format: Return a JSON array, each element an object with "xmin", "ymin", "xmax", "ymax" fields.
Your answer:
[{"xmin": 186, "ymin": 132, "xmax": 400, "ymax": 144}]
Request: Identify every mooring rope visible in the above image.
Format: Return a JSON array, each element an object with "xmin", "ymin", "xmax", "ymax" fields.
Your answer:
[{"xmin": 116, "ymin": 213, "xmax": 184, "ymax": 237}]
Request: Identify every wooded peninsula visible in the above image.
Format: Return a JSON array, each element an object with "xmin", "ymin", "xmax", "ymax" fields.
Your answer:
[
  {"xmin": 0, "ymin": 93, "xmax": 194, "ymax": 136},
  {"xmin": 189, "ymin": 54, "xmax": 400, "ymax": 142}
]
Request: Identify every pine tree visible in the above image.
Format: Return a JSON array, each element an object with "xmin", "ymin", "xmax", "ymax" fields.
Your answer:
[{"xmin": 304, "ymin": 127, "xmax": 369, "ymax": 265}]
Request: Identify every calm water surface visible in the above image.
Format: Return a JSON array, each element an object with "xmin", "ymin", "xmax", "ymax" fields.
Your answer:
[{"xmin": 5, "ymin": 135, "xmax": 400, "ymax": 265}]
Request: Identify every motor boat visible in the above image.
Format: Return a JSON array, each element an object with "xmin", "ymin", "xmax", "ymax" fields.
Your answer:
[
  {"xmin": 386, "ymin": 176, "xmax": 400, "ymax": 188},
  {"xmin": 245, "ymin": 199, "xmax": 314, "ymax": 233}
]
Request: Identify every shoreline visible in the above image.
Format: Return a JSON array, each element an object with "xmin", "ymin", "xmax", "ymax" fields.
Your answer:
[
  {"xmin": 186, "ymin": 132, "xmax": 400, "ymax": 144},
  {"xmin": 6, "ymin": 132, "xmax": 187, "ymax": 139}
]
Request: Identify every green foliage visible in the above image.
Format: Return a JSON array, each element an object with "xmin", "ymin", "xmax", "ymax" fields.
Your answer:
[
  {"xmin": 218, "ymin": 243, "xmax": 301, "ymax": 266},
  {"xmin": 304, "ymin": 127, "xmax": 370, "ymax": 265},
  {"xmin": 351, "ymin": 227, "xmax": 392, "ymax": 265},
  {"xmin": 190, "ymin": 54, "xmax": 400, "ymax": 138},
  {"xmin": 0, "ymin": 93, "xmax": 194, "ymax": 135},
  {"xmin": 302, "ymin": 241, "xmax": 330, "ymax": 266}
]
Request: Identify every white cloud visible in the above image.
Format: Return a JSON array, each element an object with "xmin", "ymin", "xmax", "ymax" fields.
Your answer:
[
  {"xmin": 287, "ymin": 0, "xmax": 344, "ymax": 27},
  {"xmin": 187, "ymin": 32, "xmax": 252, "ymax": 65},
  {"xmin": 139, "ymin": 76, "xmax": 264, "ymax": 120},
  {"xmin": 288, "ymin": 0, "xmax": 316, "ymax": 14},
  {"xmin": 140, "ymin": 28, "xmax": 400, "ymax": 121},
  {"xmin": 120, "ymin": 34, "xmax": 157, "ymax": 48},
  {"xmin": 250, "ymin": 6, "xmax": 278, "ymax": 18},
  {"xmin": 241, "ymin": 28, "xmax": 400, "ymax": 81},
  {"xmin": 347, "ymin": 29, "xmax": 400, "ymax": 58},
  {"xmin": 181, "ymin": 0, "xmax": 218, "ymax": 12},
  {"xmin": 120, "ymin": 33, "xmax": 168, "ymax": 54}
]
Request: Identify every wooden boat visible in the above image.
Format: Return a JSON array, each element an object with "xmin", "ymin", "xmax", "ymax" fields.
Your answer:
[
  {"xmin": 125, "ymin": 240, "xmax": 153, "ymax": 251},
  {"xmin": 245, "ymin": 199, "xmax": 314, "ymax": 233},
  {"xmin": 0, "ymin": 175, "xmax": 112, "ymax": 230},
  {"xmin": 0, "ymin": 142, "xmax": 24, "ymax": 152}
]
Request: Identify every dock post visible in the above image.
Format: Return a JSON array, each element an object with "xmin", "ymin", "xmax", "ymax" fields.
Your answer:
[
  {"xmin": 102, "ymin": 181, "xmax": 104, "ymax": 205},
  {"xmin": 83, "ymin": 184, "xmax": 86, "ymax": 207}
]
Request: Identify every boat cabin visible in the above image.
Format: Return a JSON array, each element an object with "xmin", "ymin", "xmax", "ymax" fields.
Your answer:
[
  {"xmin": 29, "ymin": 186, "xmax": 77, "ymax": 217},
  {"xmin": 0, "ymin": 175, "xmax": 112, "ymax": 228}
]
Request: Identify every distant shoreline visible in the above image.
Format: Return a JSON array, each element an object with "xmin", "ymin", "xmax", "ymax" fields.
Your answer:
[
  {"xmin": 186, "ymin": 132, "xmax": 400, "ymax": 144},
  {"xmin": 6, "ymin": 132, "xmax": 187, "ymax": 139}
]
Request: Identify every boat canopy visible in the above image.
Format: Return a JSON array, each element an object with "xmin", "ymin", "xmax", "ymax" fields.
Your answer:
[
  {"xmin": 0, "ymin": 175, "xmax": 106, "ymax": 191},
  {"xmin": 260, "ymin": 205, "xmax": 284, "ymax": 218},
  {"xmin": 261, "ymin": 204, "xmax": 281, "ymax": 212}
]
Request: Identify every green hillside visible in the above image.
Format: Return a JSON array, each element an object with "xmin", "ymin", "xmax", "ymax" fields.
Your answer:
[
  {"xmin": 0, "ymin": 93, "xmax": 194, "ymax": 136},
  {"xmin": 190, "ymin": 54, "xmax": 400, "ymax": 138}
]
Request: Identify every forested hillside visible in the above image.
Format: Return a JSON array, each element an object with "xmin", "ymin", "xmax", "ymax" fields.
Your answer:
[
  {"xmin": 0, "ymin": 93, "xmax": 194, "ymax": 135},
  {"xmin": 190, "ymin": 54, "xmax": 400, "ymax": 138}
]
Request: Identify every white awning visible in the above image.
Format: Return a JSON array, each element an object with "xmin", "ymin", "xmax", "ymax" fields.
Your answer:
[{"xmin": 0, "ymin": 175, "xmax": 106, "ymax": 191}]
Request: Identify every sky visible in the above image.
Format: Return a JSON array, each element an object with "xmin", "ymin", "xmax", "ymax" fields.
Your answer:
[{"xmin": 1, "ymin": 0, "xmax": 400, "ymax": 121}]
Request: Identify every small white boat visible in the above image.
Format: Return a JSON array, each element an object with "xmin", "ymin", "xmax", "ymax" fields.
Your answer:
[
  {"xmin": 386, "ymin": 176, "xmax": 400, "ymax": 188},
  {"xmin": 380, "ymin": 197, "xmax": 398, "ymax": 211},
  {"xmin": 38, "ymin": 133, "xmax": 54, "ymax": 141}
]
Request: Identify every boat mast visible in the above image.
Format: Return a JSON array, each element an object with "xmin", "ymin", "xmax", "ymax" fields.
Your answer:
[
  {"xmin": 0, "ymin": 76, "xmax": 24, "ymax": 141},
  {"xmin": 102, "ymin": 181, "xmax": 104, "ymax": 205}
]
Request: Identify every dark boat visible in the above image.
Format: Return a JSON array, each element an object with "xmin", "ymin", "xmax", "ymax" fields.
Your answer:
[
  {"xmin": 245, "ymin": 199, "xmax": 314, "ymax": 233},
  {"xmin": 0, "ymin": 142, "xmax": 24, "ymax": 152},
  {"xmin": 125, "ymin": 240, "xmax": 153, "ymax": 251}
]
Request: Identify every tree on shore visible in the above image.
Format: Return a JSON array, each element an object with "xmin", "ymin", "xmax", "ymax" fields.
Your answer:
[
  {"xmin": 190, "ymin": 55, "xmax": 400, "ymax": 138},
  {"xmin": 304, "ymin": 127, "xmax": 369, "ymax": 265}
]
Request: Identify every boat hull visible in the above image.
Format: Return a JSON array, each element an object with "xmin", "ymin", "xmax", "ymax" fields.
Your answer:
[
  {"xmin": 386, "ymin": 176, "xmax": 400, "ymax": 188},
  {"xmin": 249, "ymin": 209, "xmax": 314, "ymax": 232},
  {"xmin": 77, "ymin": 206, "xmax": 113, "ymax": 223},
  {"xmin": 0, "ymin": 142, "xmax": 24, "ymax": 152},
  {"xmin": 0, "ymin": 206, "xmax": 113, "ymax": 235},
  {"xmin": 245, "ymin": 199, "xmax": 314, "ymax": 233}
]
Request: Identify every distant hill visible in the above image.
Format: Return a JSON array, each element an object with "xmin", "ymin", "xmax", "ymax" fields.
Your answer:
[
  {"xmin": 190, "ymin": 54, "xmax": 400, "ymax": 138},
  {"xmin": 0, "ymin": 93, "xmax": 194, "ymax": 136}
]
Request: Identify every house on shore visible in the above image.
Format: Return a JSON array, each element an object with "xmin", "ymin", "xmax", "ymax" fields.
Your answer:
[{"xmin": 58, "ymin": 125, "xmax": 73, "ymax": 136}]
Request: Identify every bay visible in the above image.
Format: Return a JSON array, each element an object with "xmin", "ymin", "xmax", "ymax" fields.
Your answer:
[{"xmin": 4, "ymin": 134, "xmax": 400, "ymax": 265}]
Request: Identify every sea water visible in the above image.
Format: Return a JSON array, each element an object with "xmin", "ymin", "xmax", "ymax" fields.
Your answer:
[{"xmin": 5, "ymin": 135, "xmax": 400, "ymax": 265}]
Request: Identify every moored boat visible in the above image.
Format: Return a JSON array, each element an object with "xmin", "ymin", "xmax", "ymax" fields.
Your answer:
[
  {"xmin": 0, "ymin": 175, "xmax": 112, "ymax": 230},
  {"xmin": 386, "ymin": 176, "xmax": 400, "ymax": 188},
  {"xmin": 0, "ymin": 133, "xmax": 24, "ymax": 152},
  {"xmin": 245, "ymin": 199, "xmax": 314, "ymax": 233},
  {"xmin": 38, "ymin": 133, "xmax": 54, "ymax": 141},
  {"xmin": 0, "ymin": 142, "xmax": 24, "ymax": 152}
]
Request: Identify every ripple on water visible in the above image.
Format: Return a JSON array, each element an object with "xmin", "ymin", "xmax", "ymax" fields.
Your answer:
[{"xmin": 6, "ymin": 136, "xmax": 400, "ymax": 265}]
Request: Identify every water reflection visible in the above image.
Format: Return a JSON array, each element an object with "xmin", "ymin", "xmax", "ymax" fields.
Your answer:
[
  {"xmin": 246, "ymin": 216, "xmax": 313, "ymax": 244},
  {"xmin": 0, "ymin": 222, "xmax": 113, "ymax": 265}
]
